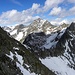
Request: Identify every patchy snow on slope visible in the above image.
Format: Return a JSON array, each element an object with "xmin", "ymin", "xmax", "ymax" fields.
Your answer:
[
  {"xmin": 16, "ymin": 62, "xmax": 35, "ymax": 75},
  {"xmin": 40, "ymin": 40, "xmax": 75, "ymax": 75},
  {"xmin": 6, "ymin": 51, "xmax": 14, "ymax": 60},
  {"xmin": 36, "ymin": 19, "xmax": 46, "ymax": 27},
  {"xmin": 15, "ymin": 52, "xmax": 36, "ymax": 75},
  {"xmin": 40, "ymin": 19, "xmax": 46, "ymax": 27},
  {"xmin": 15, "ymin": 52, "xmax": 23, "ymax": 65},
  {"xmin": 43, "ymin": 33, "xmax": 58, "ymax": 49},
  {"xmin": 40, "ymin": 56, "xmax": 75, "ymax": 75},
  {"xmin": 42, "ymin": 28, "xmax": 66, "ymax": 49},
  {"xmin": 58, "ymin": 28, "xmax": 66, "ymax": 39},
  {"xmin": 5, "ymin": 29, "xmax": 11, "ymax": 32},
  {"xmin": 6, "ymin": 51, "xmax": 35, "ymax": 75},
  {"xmin": 15, "ymin": 32, "xmax": 23, "ymax": 41},
  {"xmin": 64, "ymin": 40, "xmax": 74, "ymax": 64},
  {"xmin": 7, "ymin": 24, "xmax": 18, "ymax": 30},
  {"xmin": 13, "ymin": 47, "xmax": 19, "ymax": 50},
  {"xmin": 10, "ymin": 29, "xmax": 17, "ymax": 35},
  {"xmin": 46, "ymin": 30, "xmax": 51, "ymax": 34}
]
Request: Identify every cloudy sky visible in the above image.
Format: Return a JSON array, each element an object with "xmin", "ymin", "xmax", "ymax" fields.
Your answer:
[{"xmin": 0, "ymin": 0, "xmax": 75, "ymax": 26}]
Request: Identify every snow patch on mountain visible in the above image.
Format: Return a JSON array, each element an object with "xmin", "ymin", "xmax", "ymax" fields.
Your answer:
[
  {"xmin": 42, "ymin": 28, "xmax": 66, "ymax": 49},
  {"xmin": 10, "ymin": 29, "xmax": 17, "ymax": 35},
  {"xmin": 33, "ymin": 18, "xmax": 46, "ymax": 27},
  {"xmin": 57, "ymin": 28, "xmax": 66, "ymax": 39},
  {"xmin": 16, "ymin": 62, "xmax": 35, "ymax": 75},
  {"xmin": 43, "ymin": 33, "xmax": 58, "ymax": 49},
  {"xmin": 15, "ymin": 32, "xmax": 23, "ymax": 41},
  {"xmin": 15, "ymin": 52, "xmax": 36, "ymax": 75},
  {"xmin": 6, "ymin": 51, "xmax": 14, "ymax": 60},
  {"xmin": 64, "ymin": 40, "xmax": 74, "ymax": 64},
  {"xmin": 40, "ymin": 56, "xmax": 75, "ymax": 75},
  {"xmin": 15, "ymin": 52, "xmax": 23, "ymax": 65},
  {"xmin": 13, "ymin": 47, "xmax": 19, "ymax": 50},
  {"xmin": 6, "ymin": 51, "xmax": 36, "ymax": 75}
]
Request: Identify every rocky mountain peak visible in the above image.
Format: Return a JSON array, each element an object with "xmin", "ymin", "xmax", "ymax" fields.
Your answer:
[
  {"xmin": 33, "ymin": 18, "xmax": 52, "ymax": 26},
  {"xmin": 67, "ymin": 22, "xmax": 75, "ymax": 31},
  {"xmin": 34, "ymin": 18, "xmax": 43, "ymax": 22},
  {"xmin": 30, "ymin": 18, "xmax": 46, "ymax": 27},
  {"xmin": 14, "ymin": 24, "xmax": 25, "ymax": 30},
  {"xmin": 2, "ymin": 19, "xmax": 69, "ymax": 42}
]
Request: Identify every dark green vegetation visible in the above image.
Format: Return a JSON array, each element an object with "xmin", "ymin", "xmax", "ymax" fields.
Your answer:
[{"xmin": 0, "ymin": 27, "xmax": 56, "ymax": 75}]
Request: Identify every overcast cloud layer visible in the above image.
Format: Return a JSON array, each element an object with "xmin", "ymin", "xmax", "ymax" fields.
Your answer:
[{"xmin": 0, "ymin": 0, "xmax": 75, "ymax": 26}]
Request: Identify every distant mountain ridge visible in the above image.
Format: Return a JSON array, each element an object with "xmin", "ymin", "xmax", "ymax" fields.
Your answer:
[{"xmin": 2, "ymin": 18, "xmax": 69, "ymax": 43}]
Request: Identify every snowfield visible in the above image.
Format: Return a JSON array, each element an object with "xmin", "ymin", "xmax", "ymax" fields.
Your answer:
[
  {"xmin": 40, "ymin": 40, "xmax": 75, "ymax": 75},
  {"xmin": 40, "ymin": 56, "xmax": 75, "ymax": 75},
  {"xmin": 15, "ymin": 32, "xmax": 23, "ymax": 41}
]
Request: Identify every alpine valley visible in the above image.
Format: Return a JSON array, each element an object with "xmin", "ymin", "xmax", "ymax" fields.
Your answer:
[{"xmin": 1, "ymin": 18, "xmax": 75, "ymax": 75}]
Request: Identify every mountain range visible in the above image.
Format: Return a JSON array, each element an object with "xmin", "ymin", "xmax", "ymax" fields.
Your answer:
[
  {"xmin": 1, "ymin": 18, "xmax": 75, "ymax": 75},
  {"xmin": 2, "ymin": 18, "xmax": 68, "ymax": 43},
  {"xmin": 23, "ymin": 22, "xmax": 75, "ymax": 75}
]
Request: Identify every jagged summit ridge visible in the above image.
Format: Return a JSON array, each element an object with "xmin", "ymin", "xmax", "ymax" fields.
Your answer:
[{"xmin": 3, "ymin": 18, "xmax": 68, "ymax": 43}]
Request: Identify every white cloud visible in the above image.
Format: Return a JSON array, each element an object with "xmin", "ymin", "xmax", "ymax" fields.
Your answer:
[
  {"xmin": 50, "ymin": 18, "xmax": 69, "ymax": 25},
  {"xmin": 0, "ymin": 2, "xmax": 41, "ymax": 25},
  {"xmin": 49, "ymin": 6, "xmax": 75, "ymax": 18},
  {"xmin": 0, "ymin": 10, "xmax": 18, "ymax": 19},
  {"xmin": 69, "ymin": 6, "xmax": 75, "ymax": 15},
  {"xmin": 43, "ymin": 0, "xmax": 64, "ymax": 12},
  {"xmin": 1, "ymin": 0, "xmax": 75, "ymax": 26},
  {"xmin": 31, "ymin": 3, "xmax": 42, "ymax": 14},
  {"xmin": 49, "ymin": 7, "xmax": 61, "ymax": 16},
  {"xmin": 0, "ymin": 9, "xmax": 40, "ymax": 25},
  {"xmin": 49, "ymin": 7, "xmax": 67, "ymax": 18},
  {"xmin": 20, "ymin": 16, "xmax": 40, "ymax": 24},
  {"xmin": 61, "ymin": 6, "xmax": 75, "ymax": 17},
  {"xmin": 32, "ymin": 3, "xmax": 40, "ymax": 10},
  {"xmin": 67, "ymin": 0, "xmax": 75, "ymax": 3},
  {"xmin": 10, "ymin": 0, "xmax": 23, "ymax": 6},
  {"xmin": 29, "ymin": 0, "xmax": 64, "ymax": 14}
]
